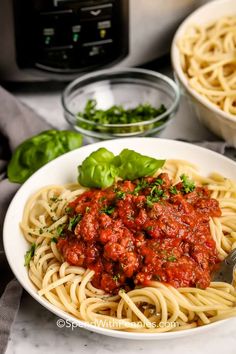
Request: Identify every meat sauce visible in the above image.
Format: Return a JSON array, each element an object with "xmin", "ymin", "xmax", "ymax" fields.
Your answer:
[{"xmin": 57, "ymin": 173, "xmax": 221, "ymax": 294}]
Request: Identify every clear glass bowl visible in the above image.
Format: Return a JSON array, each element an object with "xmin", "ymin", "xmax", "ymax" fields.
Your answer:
[{"xmin": 62, "ymin": 68, "xmax": 180, "ymax": 139}]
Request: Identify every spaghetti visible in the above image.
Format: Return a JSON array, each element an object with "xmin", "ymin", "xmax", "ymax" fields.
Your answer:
[
  {"xmin": 178, "ymin": 16, "xmax": 236, "ymax": 115},
  {"xmin": 20, "ymin": 160, "xmax": 236, "ymax": 332}
]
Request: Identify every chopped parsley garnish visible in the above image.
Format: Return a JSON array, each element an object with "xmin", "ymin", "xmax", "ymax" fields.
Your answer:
[
  {"xmin": 116, "ymin": 190, "xmax": 126, "ymax": 200},
  {"xmin": 112, "ymin": 274, "xmax": 121, "ymax": 281},
  {"xmin": 68, "ymin": 214, "xmax": 82, "ymax": 231},
  {"xmin": 150, "ymin": 186, "xmax": 164, "ymax": 197},
  {"xmin": 56, "ymin": 225, "xmax": 65, "ymax": 236},
  {"xmin": 77, "ymin": 99, "xmax": 167, "ymax": 126},
  {"xmin": 65, "ymin": 206, "xmax": 74, "ymax": 214},
  {"xmin": 99, "ymin": 196, "xmax": 107, "ymax": 203},
  {"xmin": 51, "ymin": 237, "xmax": 58, "ymax": 243},
  {"xmin": 167, "ymin": 255, "xmax": 177, "ymax": 262},
  {"xmin": 146, "ymin": 226, "xmax": 153, "ymax": 231},
  {"xmin": 24, "ymin": 243, "xmax": 36, "ymax": 267},
  {"xmin": 146, "ymin": 184, "xmax": 165, "ymax": 207},
  {"xmin": 100, "ymin": 205, "xmax": 115, "ymax": 215},
  {"xmin": 50, "ymin": 196, "xmax": 62, "ymax": 202},
  {"xmin": 50, "ymin": 196, "xmax": 58, "ymax": 202},
  {"xmin": 146, "ymin": 195, "xmax": 160, "ymax": 208},
  {"xmin": 133, "ymin": 179, "xmax": 148, "ymax": 195},
  {"xmin": 180, "ymin": 174, "xmax": 196, "ymax": 194},
  {"xmin": 169, "ymin": 186, "xmax": 178, "ymax": 195},
  {"xmin": 153, "ymin": 178, "xmax": 163, "ymax": 186}
]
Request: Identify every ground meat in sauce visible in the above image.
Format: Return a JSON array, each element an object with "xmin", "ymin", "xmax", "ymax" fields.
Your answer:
[{"xmin": 57, "ymin": 173, "xmax": 221, "ymax": 294}]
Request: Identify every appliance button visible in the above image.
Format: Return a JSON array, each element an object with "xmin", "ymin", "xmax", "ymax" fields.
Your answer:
[
  {"xmin": 90, "ymin": 10, "xmax": 101, "ymax": 17},
  {"xmin": 81, "ymin": 42, "xmax": 114, "ymax": 63},
  {"xmin": 97, "ymin": 20, "xmax": 111, "ymax": 29},
  {"xmin": 80, "ymin": 20, "xmax": 113, "ymax": 43},
  {"xmin": 37, "ymin": 47, "xmax": 75, "ymax": 68},
  {"xmin": 80, "ymin": 3, "xmax": 113, "ymax": 20}
]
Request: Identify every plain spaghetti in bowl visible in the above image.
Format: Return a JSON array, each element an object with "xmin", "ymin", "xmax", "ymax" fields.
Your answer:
[
  {"xmin": 178, "ymin": 16, "xmax": 236, "ymax": 115},
  {"xmin": 171, "ymin": 0, "xmax": 236, "ymax": 147}
]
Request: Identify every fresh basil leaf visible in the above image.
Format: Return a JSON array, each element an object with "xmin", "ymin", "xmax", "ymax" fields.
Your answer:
[
  {"xmin": 78, "ymin": 148, "xmax": 117, "ymax": 188},
  {"xmin": 113, "ymin": 149, "xmax": 165, "ymax": 180},
  {"xmin": 78, "ymin": 148, "xmax": 166, "ymax": 189},
  {"xmin": 7, "ymin": 130, "xmax": 83, "ymax": 184}
]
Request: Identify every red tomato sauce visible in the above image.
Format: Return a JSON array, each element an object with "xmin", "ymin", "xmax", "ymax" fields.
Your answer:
[{"xmin": 57, "ymin": 173, "xmax": 221, "ymax": 294}]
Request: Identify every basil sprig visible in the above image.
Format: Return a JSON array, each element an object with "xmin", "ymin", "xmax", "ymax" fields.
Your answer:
[
  {"xmin": 8, "ymin": 130, "xmax": 83, "ymax": 184},
  {"xmin": 78, "ymin": 148, "xmax": 165, "ymax": 188}
]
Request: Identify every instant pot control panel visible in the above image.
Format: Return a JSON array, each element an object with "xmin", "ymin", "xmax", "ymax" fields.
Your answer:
[{"xmin": 13, "ymin": 0, "xmax": 128, "ymax": 74}]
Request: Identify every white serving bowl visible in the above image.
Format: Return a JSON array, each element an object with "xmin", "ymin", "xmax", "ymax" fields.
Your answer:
[
  {"xmin": 171, "ymin": 0, "xmax": 236, "ymax": 147},
  {"xmin": 3, "ymin": 137, "xmax": 236, "ymax": 340}
]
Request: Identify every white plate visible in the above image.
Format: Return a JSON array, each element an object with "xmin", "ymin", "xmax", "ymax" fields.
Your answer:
[{"xmin": 3, "ymin": 138, "xmax": 236, "ymax": 340}]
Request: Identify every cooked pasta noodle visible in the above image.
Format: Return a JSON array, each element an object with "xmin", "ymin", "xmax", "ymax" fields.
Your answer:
[
  {"xmin": 20, "ymin": 160, "xmax": 236, "ymax": 332},
  {"xmin": 178, "ymin": 16, "xmax": 236, "ymax": 115}
]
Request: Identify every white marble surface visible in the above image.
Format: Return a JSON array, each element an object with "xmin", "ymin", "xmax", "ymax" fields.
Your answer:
[
  {"xmin": 6, "ymin": 291, "xmax": 236, "ymax": 354},
  {"xmin": 5, "ymin": 79, "xmax": 236, "ymax": 354}
]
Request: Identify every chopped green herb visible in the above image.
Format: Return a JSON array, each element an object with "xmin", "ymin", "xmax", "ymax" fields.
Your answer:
[
  {"xmin": 65, "ymin": 206, "xmax": 74, "ymax": 214},
  {"xmin": 77, "ymin": 99, "xmax": 167, "ymax": 126},
  {"xmin": 153, "ymin": 178, "xmax": 163, "ymax": 186},
  {"xmin": 133, "ymin": 179, "xmax": 148, "ymax": 195},
  {"xmin": 99, "ymin": 196, "xmax": 107, "ymax": 203},
  {"xmin": 146, "ymin": 195, "xmax": 160, "ymax": 208},
  {"xmin": 51, "ymin": 237, "xmax": 58, "ymax": 243},
  {"xmin": 100, "ymin": 205, "xmax": 115, "ymax": 215},
  {"xmin": 146, "ymin": 226, "xmax": 153, "ymax": 231},
  {"xmin": 24, "ymin": 243, "xmax": 36, "ymax": 267},
  {"xmin": 68, "ymin": 214, "xmax": 82, "ymax": 231},
  {"xmin": 146, "ymin": 185, "xmax": 165, "ymax": 207},
  {"xmin": 150, "ymin": 186, "xmax": 164, "ymax": 198},
  {"xmin": 167, "ymin": 255, "xmax": 177, "ymax": 262},
  {"xmin": 50, "ymin": 196, "xmax": 62, "ymax": 202},
  {"xmin": 116, "ymin": 190, "xmax": 126, "ymax": 200},
  {"xmin": 180, "ymin": 174, "xmax": 196, "ymax": 194},
  {"xmin": 112, "ymin": 274, "xmax": 121, "ymax": 281},
  {"xmin": 169, "ymin": 186, "xmax": 178, "ymax": 195},
  {"xmin": 56, "ymin": 225, "xmax": 65, "ymax": 236}
]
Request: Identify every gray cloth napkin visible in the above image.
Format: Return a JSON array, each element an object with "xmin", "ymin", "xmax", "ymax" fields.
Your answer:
[
  {"xmin": 0, "ymin": 85, "xmax": 53, "ymax": 354},
  {"xmin": 0, "ymin": 280, "xmax": 23, "ymax": 354}
]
